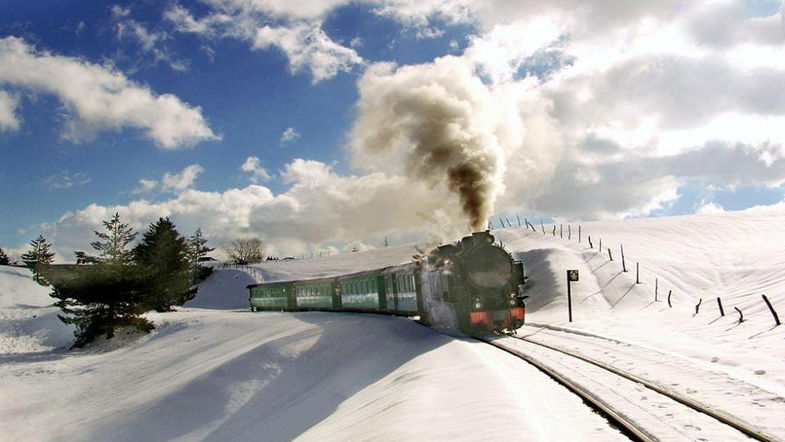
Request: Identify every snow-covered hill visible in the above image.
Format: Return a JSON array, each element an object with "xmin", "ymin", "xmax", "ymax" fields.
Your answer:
[
  {"xmin": 1, "ymin": 207, "xmax": 784, "ymax": 441},
  {"xmin": 495, "ymin": 207, "xmax": 785, "ymax": 390},
  {"xmin": 0, "ymin": 266, "xmax": 73, "ymax": 355}
]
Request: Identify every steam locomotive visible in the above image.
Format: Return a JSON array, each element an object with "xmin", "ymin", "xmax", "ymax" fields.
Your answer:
[{"xmin": 247, "ymin": 231, "xmax": 528, "ymax": 334}]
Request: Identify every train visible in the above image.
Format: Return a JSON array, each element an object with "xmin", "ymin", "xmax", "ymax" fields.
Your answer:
[{"xmin": 246, "ymin": 231, "xmax": 529, "ymax": 334}]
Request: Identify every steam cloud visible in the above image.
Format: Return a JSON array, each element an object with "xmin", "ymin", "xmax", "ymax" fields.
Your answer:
[{"xmin": 350, "ymin": 59, "xmax": 505, "ymax": 233}]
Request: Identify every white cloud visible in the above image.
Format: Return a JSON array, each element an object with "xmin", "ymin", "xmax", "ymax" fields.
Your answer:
[
  {"xmin": 166, "ymin": 2, "xmax": 364, "ymax": 83},
  {"xmin": 132, "ymin": 178, "xmax": 158, "ymax": 194},
  {"xmin": 133, "ymin": 164, "xmax": 204, "ymax": 194},
  {"xmin": 164, "ymin": 4, "xmax": 225, "ymax": 36},
  {"xmin": 696, "ymin": 201, "xmax": 726, "ymax": 215},
  {"xmin": 686, "ymin": 0, "xmax": 785, "ymax": 48},
  {"xmin": 253, "ymin": 22, "xmax": 364, "ymax": 83},
  {"xmin": 344, "ymin": 0, "xmax": 785, "ymax": 224},
  {"xmin": 42, "ymin": 171, "xmax": 91, "ymax": 189},
  {"xmin": 113, "ymin": 11, "xmax": 189, "ymax": 72},
  {"xmin": 41, "ymin": 158, "xmax": 466, "ymax": 260},
  {"xmin": 110, "ymin": 4, "xmax": 130, "ymax": 19},
  {"xmin": 203, "ymin": 0, "xmax": 354, "ymax": 21},
  {"xmin": 279, "ymin": 126, "xmax": 300, "ymax": 144},
  {"xmin": 0, "ymin": 90, "xmax": 20, "ymax": 131},
  {"xmin": 161, "ymin": 164, "xmax": 204, "ymax": 192},
  {"xmin": 116, "ymin": 20, "xmax": 165, "ymax": 52},
  {"xmin": 0, "ymin": 36, "xmax": 218, "ymax": 148},
  {"xmin": 241, "ymin": 156, "xmax": 272, "ymax": 182},
  {"xmin": 463, "ymin": 20, "xmax": 562, "ymax": 84},
  {"xmin": 372, "ymin": 0, "xmax": 473, "ymax": 32}
]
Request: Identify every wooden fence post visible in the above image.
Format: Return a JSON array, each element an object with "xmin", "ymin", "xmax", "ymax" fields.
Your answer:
[
  {"xmin": 541, "ymin": 221, "xmax": 545, "ymax": 234},
  {"xmin": 762, "ymin": 294, "xmax": 781, "ymax": 326},
  {"xmin": 599, "ymin": 238, "xmax": 602, "ymax": 252},
  {"xmin": 717, "ymin": 297, "xmax": 725, "ymax": 316},
  {"xmin": 621, "ymin": 245, "xmax": 627, "ymax": 272},
  {"xmin": 608, "ymin": 248, "xmax": 613, "ymax": 261},
  {"xmin": 579, "ymin": 225, "xmax": 581, "ymax": 243},
  {"xmin": 588, "ymin": 236, "xmax": 593, "ymax": 248},
  {"xmin": 560, "ymin": 224, "xmax": 563, "ymax": 238},
  {"xmin": 636, "ymin": 262, "xmax": 640, "ymax": 284},
  {"xmin": 668, "ymin": 290, "xmax": 672, "ymax": 307},
  {"xmin": 734, "ymin": 307, "xmax": 744, "ymax": 323},
  {"xmin": 552, "ymin": 225, "xmax": 556, "ymax": 236},
  {"xmin": 655, "ymin": 278, "xmax": 658, "ymax": 301},
  {"xmin": 517, "ymin": 215, "xmax": 522, "ymax": 226},
  {"xmin": 568, "ymin": 225, "xmax": 571, "ymax": 240},
  {"xmin": 695, "ymin": 298, "xmax": 702, "ymax": 314}
]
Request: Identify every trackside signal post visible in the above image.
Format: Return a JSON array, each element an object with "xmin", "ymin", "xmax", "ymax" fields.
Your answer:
[{"xmin": 567, "ymin": 270, "xmax": 579, "ymax": 322}]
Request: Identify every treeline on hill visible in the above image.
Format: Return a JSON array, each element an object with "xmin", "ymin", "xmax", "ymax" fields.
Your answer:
[{"xmin": 24, "ymin": 214, "xmax": 215, "ymax": 348}]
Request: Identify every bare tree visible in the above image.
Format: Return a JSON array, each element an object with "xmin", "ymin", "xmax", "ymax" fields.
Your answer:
[{"xmin": 226, "ymin": 238, "xmax": 266, "ymax": 264}]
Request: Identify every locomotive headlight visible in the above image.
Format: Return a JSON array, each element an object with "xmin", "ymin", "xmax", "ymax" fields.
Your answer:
[
  {"xmin": 473, "ymin": 296, "xmax": 483, "ymax": 310},
  {"xmin": 509, "ymin": 298, "xmax": 517, "ymax": 306}
]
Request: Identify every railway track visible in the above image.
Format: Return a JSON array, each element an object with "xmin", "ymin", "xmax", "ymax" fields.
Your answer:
[{"xmin": 481, "ymin": 333, "xmax": 780, "ymax": 442}]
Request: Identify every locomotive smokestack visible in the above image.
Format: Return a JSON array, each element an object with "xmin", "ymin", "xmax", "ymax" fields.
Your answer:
[{"xmin": 350, "ymin": 60, "xmax": 504, "ymax": 234}]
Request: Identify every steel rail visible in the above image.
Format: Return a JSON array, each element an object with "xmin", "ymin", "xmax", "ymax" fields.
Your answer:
[
  {"xmin": 478, "ymin": 337, "xmax": 655, "ymax": 442},
  {"xmin": 501, "ymin": 333, "xmax": 778, "ymax": 442}
]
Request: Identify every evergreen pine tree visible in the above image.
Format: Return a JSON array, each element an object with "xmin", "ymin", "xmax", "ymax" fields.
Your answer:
[
  {"xmin": 50, "ymin": 264, "xmax": 152, "ymax": 348},
  {"xmin": 47, "ymin": 213, "xmax": 152, "ymax": 348},
  {"xmin": 134, "ymin": 217, "xmax": 193, "ymax": 311},
  {"xmin": 20, "ymin": 234, "xmax": 56, "ymax": 285},
  {"xmin": 0, "ymin": 248, "xmax": 11, "ymax": 265},
  {"xmin": 187, "ymin": 228, "xmax": 214, "ymax": 282},
  {"xmin": 90, "ymin": 213, "xmax": 137, "ymax": 266}
]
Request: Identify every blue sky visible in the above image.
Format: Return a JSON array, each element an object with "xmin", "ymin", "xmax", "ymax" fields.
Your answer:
[
  {"xmin": 1, "ymin": 0, "xmax": 784, "ymax": 260},
  {"xmin": 0, "ymin": 2, "xmax": 467, "ymax": 234}
]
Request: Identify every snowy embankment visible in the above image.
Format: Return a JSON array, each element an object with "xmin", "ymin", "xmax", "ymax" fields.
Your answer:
[
  {"xmin": 495, "ymin": 208, "xmax": 785, "ymax": 388},
  {"xmin": 2, "ymin": 207, "xmax": 785, "ymax": 441},
  {"xmin": 250, "ymin": 243, "xmax": 421, "ymax": 282},
  {"xmin": 0, "ymin": 266, "xmax": 73, "ymax": 354}
]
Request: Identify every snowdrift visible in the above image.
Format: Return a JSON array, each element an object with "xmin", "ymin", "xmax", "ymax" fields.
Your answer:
[
  {"xmin": 496, "ymin": 207, "xmax": 785, "ymax": 389},
  {"xmin": 0, "ymin": 266, "xmax": 73, "ymax": 355},
  {"xmin": 184, "ymin": 269, "xmax": 256, "ymax": 310},
  {"xmin": 250, "ymin": 244, "xmax": 421, "ymax": 282}
]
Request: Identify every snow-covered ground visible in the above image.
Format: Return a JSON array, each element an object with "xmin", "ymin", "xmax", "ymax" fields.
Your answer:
[
  {"xmin": 495, "ymin": 207, "xmax": 785, "ymax": 389},
  {"xmin": 1, "ymin": 207, "xmax": 784, "ymax": 440}
]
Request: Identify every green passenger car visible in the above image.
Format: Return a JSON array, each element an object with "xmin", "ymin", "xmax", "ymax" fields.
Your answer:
[
  {"xmin": 247, "ymin": 264, "xmax": 422, "ymax": 316},
  {"xmin": 294, "ymin": 281, "xmax": 334, "ymax": 309},
  {"xmin": 392, "ymin": 271, "xmax": 419, "ymax": 313},
  {"xmin": 249, "ymin": 282, "xmax": 294, "ymax": 310},
  {"xmin": 338, "ymin": 274, "xmax": 385, "ymax": 310}
]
